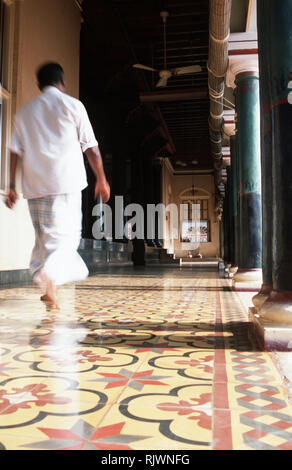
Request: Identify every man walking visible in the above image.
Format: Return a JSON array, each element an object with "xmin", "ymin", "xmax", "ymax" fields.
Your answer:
[{"xmin": 5, "ymin": 62, "xmax": 110, "ymax": 308}]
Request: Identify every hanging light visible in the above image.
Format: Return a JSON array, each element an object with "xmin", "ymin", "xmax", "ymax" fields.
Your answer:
[{"xmin": 191, "ymin": 173, "xmax": 195, "ymax": 197}]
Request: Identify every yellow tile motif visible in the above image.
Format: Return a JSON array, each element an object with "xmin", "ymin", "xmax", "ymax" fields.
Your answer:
[{"xmin": 0, "ymin": 268, "xmax": 292, "ymax": 450}]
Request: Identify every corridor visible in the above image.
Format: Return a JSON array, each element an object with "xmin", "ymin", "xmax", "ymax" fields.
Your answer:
[{"xmin": 0, "ymin": 267, "xmax": 291, "ymax": 450}]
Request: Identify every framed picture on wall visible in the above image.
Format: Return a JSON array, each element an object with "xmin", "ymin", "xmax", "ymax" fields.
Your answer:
[
  {"xmin": 180, "ymin": 220, "xmax": 210, "ymax": 244},
  {"xmin": 200, "ymin": 221, "xmax": 210, "ymax": 243}
]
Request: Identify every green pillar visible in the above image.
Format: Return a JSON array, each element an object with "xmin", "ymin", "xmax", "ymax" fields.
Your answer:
[
  {"xmin": 230, "ymin": 135, "xmax": 238, "ymax": 266},
  {"xmin": 252, "ymin": 1, "xmax": 274, "ymax": 310},
  {"xmin": 269, "ymin": 2, "xmax": 292, "ymax": 291},
  {"xmin": 258, "ymin": 0, "xmax": 292, "ymax": 327},
  {"xmin": 226, "ymin": 166, "xmax": 235, "ymax": 264},
  {"xmin": 235, "ymin": 73, "xmax": 262, "ymax": 271},
  {"xmin": 223, "ymin": 172, "xmax": 231, "ymax": 264}
]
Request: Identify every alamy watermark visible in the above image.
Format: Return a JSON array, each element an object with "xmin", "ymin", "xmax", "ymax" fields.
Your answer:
[{"xmin": 92, "ymin": 196, "xmax": 201, "ymax": 249}]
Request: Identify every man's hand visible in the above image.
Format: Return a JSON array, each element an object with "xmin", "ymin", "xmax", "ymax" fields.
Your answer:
[
  {"xmin": 94, "ymin": 179, "xmax": 110, "ymax": 203},
  {"xmin": 85, "ymin": 146, "xmax": 110, "ymax": 202},
  {"xmin": 5, "ymin": 188, "xmax": 18, "ymax": 209}
]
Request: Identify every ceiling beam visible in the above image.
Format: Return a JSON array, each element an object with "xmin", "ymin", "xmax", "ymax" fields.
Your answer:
[
  {"xmin": 155, "ymin": 45, "xmax": 208, "ymax": 53},
  {"xmin": 165, "ymin": 122, "xmax": 209, "ymax": 126},
  {"xmin": 140, "ymin": 88, "xmax": 207, "ymax": 102},
  {"xmin": 161, "ymin": 107, "xmax": 209, "ymax": 113},
  {"xmin": 129, "ymin": 30, "xmax": 209, "ymax": 43},
  {"xmin": 154, "ymin": 57, "xmax": 208, "ymax": 67},
  {"xmin": 154, "ymin": 36, "xmax": 209, "ymax": 45},
  {"xmin": 123, "ymin": 20, "xmax": 209, "ymax": 32}
]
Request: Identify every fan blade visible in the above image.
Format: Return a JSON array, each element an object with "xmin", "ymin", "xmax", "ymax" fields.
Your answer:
[
  {"xmin": 172, "ymin": 65, "xmax": 202, "ymax": 75},
  {"xmin": 156, "ymin": 77, "xmax": 169, "ymax": 88},
  {"xmin": 133, "ymin": 64, "xmax": 157, "ymax": 72}
]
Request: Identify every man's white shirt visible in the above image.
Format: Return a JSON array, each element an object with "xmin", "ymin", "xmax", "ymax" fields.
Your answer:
[{"xmin": 9, "ymin": 86, "xmax": 98, "ymax": 199}]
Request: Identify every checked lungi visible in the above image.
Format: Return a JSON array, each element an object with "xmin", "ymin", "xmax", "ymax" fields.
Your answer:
[{"xmin": 28, "ymin": 192, "xmax": 88, "ymax": 286}]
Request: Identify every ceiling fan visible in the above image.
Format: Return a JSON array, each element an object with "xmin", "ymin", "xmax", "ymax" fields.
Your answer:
[{"xmin": 133, "ymin": 11, "xmax": 202, "ymax": 88}]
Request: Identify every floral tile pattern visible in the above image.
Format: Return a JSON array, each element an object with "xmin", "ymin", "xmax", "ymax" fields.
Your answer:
[{"xmin": 0, "ymin": 268, "xmax": 292, "ymax": 450}]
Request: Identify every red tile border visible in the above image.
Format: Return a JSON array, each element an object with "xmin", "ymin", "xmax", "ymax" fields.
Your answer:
[{"xmin": 212, "ymin": 290, "xmax": 233, "ymax": 450}]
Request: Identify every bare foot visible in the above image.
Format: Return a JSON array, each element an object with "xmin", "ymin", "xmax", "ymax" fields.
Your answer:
[
  {"xmin": 34, "ymin": 272, "xmax": 59, "ymax": 309},
  {"xmin": 45, "ymin": 278, "xmax": 59, "ymax": 309},
  {"xmin": 40, "ymin": 294, "xmax": 50, "ymax": 302}
]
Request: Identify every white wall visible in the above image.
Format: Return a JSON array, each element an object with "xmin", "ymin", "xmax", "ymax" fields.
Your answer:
[{"xmin": 0, "ymin": 0, "xmax": 81, "ymax": 271}]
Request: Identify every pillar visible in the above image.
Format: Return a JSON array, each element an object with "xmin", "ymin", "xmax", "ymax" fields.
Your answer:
[
  {"xmin": 223, "ymin": 175, "xmax": 230, "ymax": 266},
  {"xmin": 233, "ymin": 71, "xmax": 262, "ymax": 290},
  {"xmin": 219, "ymin": 218, "xmax": 224, "ymax": 261},
  {"xmin": 131, "ymin": 149, "xmax": 145, "ymax": 266},
  {"xmin": 153, "ymin": 158, "xmax": 164, "ymax": 248},
  {"xmin": 227, "ymin": 166, "xmax": 235, "ymax": 264},
  {"xmin": 252, "ymin": 2, "xmax": 273, "ymax": 311},
  {"xmin": 145, "ymin": 155, "xmax": 156, "ymax": 247},
  {"xmin": 257, "ymin": 0, "xmax": 292, "ymax": 327},
  {"xmin": 230, "ymin": 135, "xmax": 239, "ymax": 273},
  {"xmin": 112, "ymin": 136, "xmax": 127, "ymax": 242},
  {"xmin": 227, "ymin": 135, "xmax": 239, "ymax": 276}
]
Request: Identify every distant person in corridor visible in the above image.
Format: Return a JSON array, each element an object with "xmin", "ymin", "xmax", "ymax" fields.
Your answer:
[{"xmin": 5, "ymin": 62, "xmax": 110, "ymax": 308}]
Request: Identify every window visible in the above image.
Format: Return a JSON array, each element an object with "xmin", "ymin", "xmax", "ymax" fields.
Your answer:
[
  {"xmin": 187, "ymin": 198, "xmax": 209, "ymax": 221},
  {"xmin": 0, "ymin": 0, "xmax": 13, "ymax": 193},
  {"xmin": 0, "ymin": 0, "xmax": 6, "ymax": 190},
  {"xmin": 180, "ymin": 187, "xmax": 212, "ymax": 243},
  {"xmin": 0, "ymin": 1, "xmax": 5, "ymax": 81},
  {"xmin": 183, "ymin": 198, "xmax": 210, "ymax": 243}
]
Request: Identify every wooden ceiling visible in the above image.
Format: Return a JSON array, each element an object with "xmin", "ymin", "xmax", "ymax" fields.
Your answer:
[{"xmin": 81, "ymin": 0, "xmax": 211, "ymax": 171}]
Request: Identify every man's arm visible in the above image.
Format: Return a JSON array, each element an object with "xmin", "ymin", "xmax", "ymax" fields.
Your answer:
[
  {"xmin": 5, "ymin": 152, "xmax": 19, "ymax": 209},
  {"xmin": 85, "ymin": 145, "xmax": 110, "ymax": 203}
]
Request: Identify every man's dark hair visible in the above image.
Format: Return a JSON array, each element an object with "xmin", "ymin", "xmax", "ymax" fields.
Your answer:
[{"xmin": 36, "ymin": 62, "xmax": 64, "ymax": 90}]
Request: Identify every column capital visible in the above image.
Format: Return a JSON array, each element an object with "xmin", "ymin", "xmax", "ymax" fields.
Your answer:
[
  {"xmin": 226, "ymin": 56, "xmax": 259, "ymax": 89},
  {"xmin": 222, "ymin": 109, "xmax": 236, "ymax": 137},
  {"xmin": 226, "ymin": 31, "xmax": 258, "ymax": 89}
]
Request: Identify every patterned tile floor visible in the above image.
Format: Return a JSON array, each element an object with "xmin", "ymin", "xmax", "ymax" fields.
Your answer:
[{"xmin": 0, "ymin": 266, "xmax": 292, "ymax": 450}]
